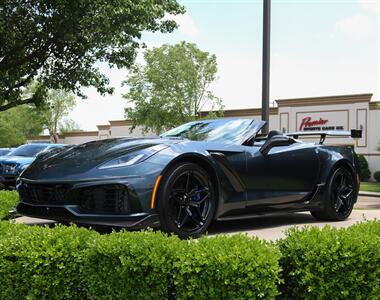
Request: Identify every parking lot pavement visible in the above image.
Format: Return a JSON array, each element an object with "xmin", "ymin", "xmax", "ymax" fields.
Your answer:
[
  {"xmin": 207, "ymin": 209, "xmax": 379, "ymax": 240},
  {"xmin": 15, "ymin": 196, "xmax": 380, "ymax": 241}
]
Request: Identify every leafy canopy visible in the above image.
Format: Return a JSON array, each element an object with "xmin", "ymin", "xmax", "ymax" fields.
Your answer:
[
  {"xmin": 0, "ymin": 105, "xmax": 45, "ymax": 147},
  {"xmin": 39, "ymin": 88, "xmax": 78, "ymax": 143},
  {"xmin": 0, "ymin": 0, "xmax": 184, "ymax": 112},
  {"xmin": 59, "ymin": 119, "xmax": 82, "ymax": 135},
  {"xmin": 124, "ymin": 42, "xmax": 223, "ymax": 134}
]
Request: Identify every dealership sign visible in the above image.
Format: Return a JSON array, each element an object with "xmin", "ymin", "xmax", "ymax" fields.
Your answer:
[{"xmin": 297, "ymin": 111, "xmax": 348, "ymax": 131}]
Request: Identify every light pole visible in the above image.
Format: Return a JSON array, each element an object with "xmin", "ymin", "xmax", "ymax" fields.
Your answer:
[{"xmin": 261, "ymin": 0, "xmax": 271, "ymax": 134}]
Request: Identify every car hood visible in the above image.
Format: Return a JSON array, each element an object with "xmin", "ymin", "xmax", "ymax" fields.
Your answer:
[
  {"xmin": 21, "ymin": 137, "xmax": 182, "ymax": 180},
  {"xmin": 0, "ymin": 156, "xmax": 34, "ymax": 166}
]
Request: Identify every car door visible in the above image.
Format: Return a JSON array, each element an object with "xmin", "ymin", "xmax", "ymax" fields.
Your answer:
[{"xmin": 242, "ymin": 142, "xmax": 320, "ymax": 208}]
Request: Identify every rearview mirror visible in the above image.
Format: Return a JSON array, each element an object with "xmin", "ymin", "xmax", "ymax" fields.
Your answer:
[{"xmin": 260, "ymin": 135, "xmax": 294, "ymax": 155}]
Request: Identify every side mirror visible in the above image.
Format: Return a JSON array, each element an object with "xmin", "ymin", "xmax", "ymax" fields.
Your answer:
[{"xmin": 260, "ymin": 135, "xmax": 294, "ymax": 155}]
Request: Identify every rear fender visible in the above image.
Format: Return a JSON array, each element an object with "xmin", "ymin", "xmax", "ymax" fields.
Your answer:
[{"xmin": 310, "ymin": 146, "xmax": 359, "ymax": 209}]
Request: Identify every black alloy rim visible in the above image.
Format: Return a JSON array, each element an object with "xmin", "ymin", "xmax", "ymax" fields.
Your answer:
[
  {"xmin": 332, "ymin": 169, "xmax": 354, "ymax": 216},
  {"xmin": 169, "ymin": 170, "xmax": 212, "ymax": 233}
]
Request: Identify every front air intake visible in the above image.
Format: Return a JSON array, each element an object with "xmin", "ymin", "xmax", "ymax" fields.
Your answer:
[
  {"xmin": 22, "ymin": 183, "xmax": 70, "ymax": 204},
  {"xmin": 77, "ymin": 184, "xmax": 130, "ymax": 214}
]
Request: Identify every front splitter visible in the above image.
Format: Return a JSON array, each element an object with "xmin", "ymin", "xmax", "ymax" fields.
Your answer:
[{"xmin": 17, "ymin": 202, "xmax": 160, "ymax": 229}]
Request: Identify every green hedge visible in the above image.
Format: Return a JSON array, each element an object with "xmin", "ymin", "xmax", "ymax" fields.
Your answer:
[
  {"xmin": 0, "ymin": 221, "xmax": 280, "ymax": 299},
  {"xmin": 172, "ymin": 235, "xmax": 280, "ymax": 299},
  {"xmin": 0, "ymin": 190, "xmax": 19, "ymax": 220},
  {"xmin": 0, "ymin": 189, "xmax": 379, "ymax": 299},
  {"xmin": 278, "ymin": 220, "xmax": 380, "ymax": 299},
  {"xmin": 0, "ymin": 223, "xmax": 96, "ymax": 300},
  {"xmin": 85, "ymin": 230, "xmax": 183, "ymax": 299},
  {"xmin": 357, "ymin": 154, "xmax": 371, "ymax": 181},
  {"xmin": 374, "ymin": 171, "xmax": 380, "ymax": 182}
]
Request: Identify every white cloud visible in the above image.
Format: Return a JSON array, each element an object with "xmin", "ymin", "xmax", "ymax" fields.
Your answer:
[
  {"xmin": 359, "ymin": 0, "xmax": 380, "ymax": 14},
  {"xmin": 169, "ymin": 13, "xmax": 200, "ymax": 37},
  {"xmin": 334, "ymin": 15, "xmax": 375, "ymax": 40}
]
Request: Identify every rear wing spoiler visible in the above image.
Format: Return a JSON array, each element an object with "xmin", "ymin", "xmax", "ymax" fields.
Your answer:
[{"xmin": 285, "ymin": 129, "xmax": 362, "ymax": 144}]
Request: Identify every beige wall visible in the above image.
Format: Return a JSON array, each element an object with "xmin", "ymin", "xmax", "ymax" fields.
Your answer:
[{"xmin": 63, "ymin": 135, "xmax": 98, "ymax": 145}]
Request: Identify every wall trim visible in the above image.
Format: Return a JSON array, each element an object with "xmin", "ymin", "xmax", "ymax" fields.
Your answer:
[
  {"xmin": 356, "ymin": 108, "xmax": 368, "ymax": 148},
  {"xmin": 280, "ymin": 112, "xmax": 289, "ymax": 132},
  {"xmin": 109, "ymin": 120, "xmax": 133, "ymax": 126},
  {"xmin": 63, "ymin": 131, "xmax": 98, "ymax": 137},
  {"xmin": 369, "ymin": 101, "xmax": 380, "ymax": 110},
  {"xmin": 97, "ymin": 125, "xmax": 111, "ymax": 130},
  {"xmin": 200, "ymin": 107, "xmax": 278, "ymax": 117},
  {"xmin": 276, "ymin": 93, "xmax": 372, "ymax": 107}
]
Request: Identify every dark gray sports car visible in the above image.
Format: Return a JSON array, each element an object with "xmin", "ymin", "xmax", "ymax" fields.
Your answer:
[{"xmin": 16, "ymin": 118, "xmax": 361, "ymax": 238}]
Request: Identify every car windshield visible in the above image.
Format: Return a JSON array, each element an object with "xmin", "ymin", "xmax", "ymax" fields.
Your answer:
[
  {"xmin": 161, "ymin": 119, "xmax": 265, "ymax": 144},
  {"xmin": 9, "ymin": 144, "xmax": 48, "ymax": 157}
]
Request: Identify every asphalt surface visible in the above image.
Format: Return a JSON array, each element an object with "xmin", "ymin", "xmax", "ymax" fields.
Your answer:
[{"xmin": 15, "ymin": 195, "xmax": 380, "ymax": 241}]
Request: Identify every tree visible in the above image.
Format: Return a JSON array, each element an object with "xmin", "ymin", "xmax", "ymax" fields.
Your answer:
[
  {"xmin": 59, "ymin": 119, "xmax": 82, "ymax": 134},
  {"xmin": 0, "ymin": 105, "xmax": 45, "ymax": 147},
  {"xmin": 0, "ymin": 0, "xmax": 184, "ymax": 112},
  {"xmin": 357, "ymin": 154, "xmax": 371, "ymax": 181},
  {"xmin": 124, "ymin": 42, "xmax": 223, "ymax": 134},
  {"xmin": 40, "ymin": 89, "xmax": 77, "ymax": 143}
]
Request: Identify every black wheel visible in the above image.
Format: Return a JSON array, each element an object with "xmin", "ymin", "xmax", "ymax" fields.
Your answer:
[
  {"xmin": 311, "ymin": 166, "xmax": 357, "ymax": 221},
  {"xmin": 157, "ymin": 163, "xmax": 216, "ymax": 239}
]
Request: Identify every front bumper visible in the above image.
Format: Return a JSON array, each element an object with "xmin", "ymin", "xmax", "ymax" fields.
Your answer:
[
  {"xmin": 16, "ymin": 202, "xmax": 159, "ymax": 229},
  {"xmin": 16, "ymin": 174, "xmax": 160, "ymax": 229}
]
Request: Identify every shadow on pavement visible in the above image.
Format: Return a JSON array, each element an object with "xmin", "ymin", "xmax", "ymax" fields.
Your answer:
[
  {"xmin": 15, "ymin": 212, "xmax": 320, "ymax": 235},
  {"xmin": 206, "ymin": 212, "xmax": 321, "ymax": 235}
]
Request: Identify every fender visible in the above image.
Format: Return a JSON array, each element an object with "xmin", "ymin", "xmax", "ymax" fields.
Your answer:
[{"xmin": 158, "ymin": 150, "xmax": 247, "ymax": 219}]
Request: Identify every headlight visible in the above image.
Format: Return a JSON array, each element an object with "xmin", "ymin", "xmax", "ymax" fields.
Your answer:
[
  {"xmin": 4, "ymin": 164, "xmax": 17, "ymax": 174},
  {"xmin": 98, "ymin": 144, "xmax": 168, "ymax": 170}
]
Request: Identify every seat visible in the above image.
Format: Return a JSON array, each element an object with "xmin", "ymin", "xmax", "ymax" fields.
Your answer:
[{"xmin": 267, "ymin": 130, "xmax": 283, "ymax": 139}]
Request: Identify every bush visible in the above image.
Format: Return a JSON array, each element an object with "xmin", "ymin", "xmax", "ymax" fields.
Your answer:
[
  {"xmin": 357, "ymin": 154, "xmax": 371, "ymax": 181},
  {"xmin": 278, "ymin": 222, "xmax": 380, "ymax": 299},
  {"xmin": 349, "ymin": 219, "xmax": 380, "ymax": 236},
  {"xmin": 84, "ymin": 230, "xmax": 184, "ymax": 299},
  {"xmin": 0, "ymin": 222, "xmax": 97, "ymax": 300},
  {"xmin": 0, "ymin": 223, "xmax": 281, "ymax": 300},
  {"xmin": 0, "ymin": 190, "xmax": 19, "ymax": 220},
  {"xmin": 374, "ymin": 171, "xmax": 380, "ymax": 182},
  {"xmin": 173, "ymin": 234, "xmax": 281, "ymax": 299},
  {"xmin": 0, "ymin": 199, "xmax": 379, "ymax": 300},
  {"xmin": 85, "ymin": 232, "xmax": 281, "ymax": 299}
]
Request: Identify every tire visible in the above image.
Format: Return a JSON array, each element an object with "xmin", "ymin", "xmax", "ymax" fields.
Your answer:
[
  {"xmin": 156, "ymin": 162, "xmax": 216, "ymax": 239},
  {"xmin": 311, "ymin": 166, "xmax": 357, "ymax": 221}
]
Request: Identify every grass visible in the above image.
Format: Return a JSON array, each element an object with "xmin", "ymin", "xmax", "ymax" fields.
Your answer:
[{"xmin": 360, "ymin": 182, "xmax": 380, "ymax": 193}]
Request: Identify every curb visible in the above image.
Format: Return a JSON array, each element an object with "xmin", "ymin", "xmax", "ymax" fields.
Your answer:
[{"xmin": 359, "ymin": 191, "xmax": 380, "ymax": 198}]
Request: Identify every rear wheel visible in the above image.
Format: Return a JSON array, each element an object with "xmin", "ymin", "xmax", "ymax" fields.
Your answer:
[
  {"xmin": 157, "ymin": 163, "xmax": 216, "ymax": 239},
  {"xmin": 311, "ymin": 166, "xmax": 357, "ymax": 221}
]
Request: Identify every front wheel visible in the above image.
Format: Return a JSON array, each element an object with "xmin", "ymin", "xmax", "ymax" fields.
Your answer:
[
  {"xmin": 311, "ymin": 166, "xmax": 357, "ymax": 221},
  {"xmin": 156, "ymin": 163, "xmax": 216, "ymax": 239}
]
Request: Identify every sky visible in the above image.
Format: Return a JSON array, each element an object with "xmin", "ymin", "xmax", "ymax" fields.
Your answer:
[{"xmin": 69, "ymin": 0, "xmax": 380, "ymax": 130}]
